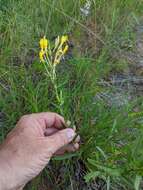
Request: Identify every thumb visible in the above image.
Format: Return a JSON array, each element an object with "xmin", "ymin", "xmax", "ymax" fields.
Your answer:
[{"xmin": 47, "ymin": 128, "xmax": 76, "ymax": 154}]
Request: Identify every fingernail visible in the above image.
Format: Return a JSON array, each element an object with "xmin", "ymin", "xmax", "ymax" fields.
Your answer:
[{"xmin": 66, "ymin": 128, "xmax": 75, "ymax": 141}]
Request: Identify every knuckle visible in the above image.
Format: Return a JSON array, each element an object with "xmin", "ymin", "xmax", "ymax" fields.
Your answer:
[
  {"xmin": 20, "ymin": 114, "xmax": 35, "ymax": 122},
  {"xmin": 50, "ymin": 112, "xmax": 60, "ymax": 118},
  {"xmin": 18, "ymin": 114, "xmax": 32, "ymax": 127},
  {"xmin": 20, "ymin": 114, "xmax": 29, "ymax": 122}
]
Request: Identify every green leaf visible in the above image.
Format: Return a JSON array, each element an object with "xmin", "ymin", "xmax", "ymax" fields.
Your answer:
[
  {"xmin": 134, "ymin": 175, "xmax": 142, "ymax": 190},
  {"xmin": 52, "ymin": 152, "xmax": 79, "ymax": 161},
  {"xmin": 87, "ymin": 159, "xmax": 121, "ymax": 177},
  {"xmin": 84, "ymin": 171, "xmax": 101, "ymax": 182},
  {"xmin": 96, "ymin": 146, "xmax": 107, "ymax": 159},
  {"xmin": 107, "ymin": 176, "xmax": 110, "ymax": 190}
]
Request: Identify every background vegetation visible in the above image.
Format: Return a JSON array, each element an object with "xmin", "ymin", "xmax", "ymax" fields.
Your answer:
[{"xmin": 0, "ymin": 0, "xmax": 143, "ymax": 189}]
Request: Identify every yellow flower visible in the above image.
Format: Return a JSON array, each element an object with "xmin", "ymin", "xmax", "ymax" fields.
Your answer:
[
  {"xmin": 62, "ymin": 45, "xmax": 69, "ymax": 54},
  {"xmin": 40, "ymin": 36, "xmax": 48, "ymax": 50},
  {"xmin": 61, "ymin": 35, "xmax": 68, "ymax": 45},
  {"xmin": 39, "ymin": 49, "xmax": 45, "ymax": 62},
  {"xmin": 54, "ymin": 59, "xmax": 60, "ymax": 65}
]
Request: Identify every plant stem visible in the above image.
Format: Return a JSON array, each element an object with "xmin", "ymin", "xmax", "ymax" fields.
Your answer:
[{"xmin": 44, "ymin": 61, "xmax": 64, "ymax": 115}]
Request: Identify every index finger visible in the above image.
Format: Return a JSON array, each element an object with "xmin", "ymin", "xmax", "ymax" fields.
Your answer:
[{"xmin": 30, "ymin": 112, "xmax": 65, "ymax": 129}]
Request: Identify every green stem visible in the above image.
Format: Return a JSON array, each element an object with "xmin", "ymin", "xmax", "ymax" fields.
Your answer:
[
  {"xmin": 44, "ymin": 60, "xmax": 64, "ymax": 115},
  {"xmin": 52, "ymin": 77, "xmax": 64, "ymax": 115}
]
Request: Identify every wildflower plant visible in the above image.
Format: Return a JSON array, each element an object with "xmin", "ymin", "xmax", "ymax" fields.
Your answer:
[{"xmin": 39, "ymin": 35, "xmax": 69, "ymax": 119}]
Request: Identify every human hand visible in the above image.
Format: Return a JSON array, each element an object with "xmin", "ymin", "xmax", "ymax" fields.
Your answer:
[{"xmin": 0, "ymin": 112, "xmax": 79, "ymax": 190}]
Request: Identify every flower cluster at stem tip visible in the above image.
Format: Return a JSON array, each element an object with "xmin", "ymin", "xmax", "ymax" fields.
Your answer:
[{"xmin": 39, "ymin": 35, "xmax": 69, "ymax": 64}]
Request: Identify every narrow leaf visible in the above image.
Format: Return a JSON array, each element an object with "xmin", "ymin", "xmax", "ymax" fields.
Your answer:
[{"xmin": 134, "ymin": 175, "xmax": 142, "ymax": 190}]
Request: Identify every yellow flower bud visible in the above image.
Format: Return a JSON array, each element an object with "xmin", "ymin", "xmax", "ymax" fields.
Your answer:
[
  {"xmin": 54, "ymin": 59, "xmax": 60, "ymax": 65},
  {"xmin": 40, "ymin": 36, "xmax": 48, "ymax": 50},
  {"xmin": 39, "ymin": 49, "xmax": 45, "ymax": 62},
  {"xmin": 63, "ymin": 45, "xmax": 69, "ymax": 54},
  {"xmin": 61, "ymin": 35, "xmax": 68, "ymax": 45}
]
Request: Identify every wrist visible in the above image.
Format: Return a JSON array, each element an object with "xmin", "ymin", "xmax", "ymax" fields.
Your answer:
[{"xmin": 0, "ymin": 144, "xmax": 24, "ymax": 190}]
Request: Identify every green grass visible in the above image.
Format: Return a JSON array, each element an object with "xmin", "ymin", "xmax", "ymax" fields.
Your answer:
[{"xmin": 0, "ymin": 0, "xmax": 143, "ymax": 189}]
